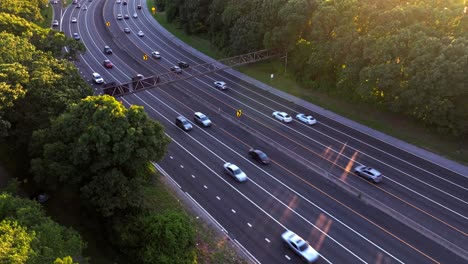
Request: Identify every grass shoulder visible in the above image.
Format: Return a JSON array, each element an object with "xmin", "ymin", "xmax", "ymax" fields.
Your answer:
[
  {"xmin": 38, "ymin": 4, "xmax": 53, "ymax": 29},
  {"xmin": 147, "ymin": 8, "xmax": 225, "ymax": 59}
]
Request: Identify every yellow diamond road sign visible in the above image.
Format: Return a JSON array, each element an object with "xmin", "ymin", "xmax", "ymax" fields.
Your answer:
[{"xmin": 236, "ymin": 110, "xmax": 242, "ymax": 117}]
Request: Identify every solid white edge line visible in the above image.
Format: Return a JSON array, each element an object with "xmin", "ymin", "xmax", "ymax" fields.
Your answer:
[
  {"xmin": 128, "ymin": 95, "xmax": 339, "ymax": 263},
  {"xmin": 131, "ymin": 93, "xmax": 367, "ymax": 263}
]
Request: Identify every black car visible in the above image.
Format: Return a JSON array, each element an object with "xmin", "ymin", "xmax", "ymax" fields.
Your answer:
[
  {"xmin": 178, "ymin": 61, "xmax": 189, "ymax": 68},
  {"xmin": 103, "ymin": 46, "xmax": 113, "ymax": 54},
  {"xmin": 123, "ymin": 0, "xmax": 127, "ymax": 5},
  {"xmin": 124, "ymin": 14, "xmax": 130, "ymax": 19},
  {"xmin": 137, "ymin": 4, "xmax": 142, "ymax": 9},
  {"xmin": 249, "ymin": 149, "xmax": 270, "ymax": 164}
]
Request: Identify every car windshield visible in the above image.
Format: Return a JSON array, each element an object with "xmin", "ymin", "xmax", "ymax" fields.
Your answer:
[
  {"xmin": 259, "ymin": 153, "xmax": 267, "ymax": 159},
  {"xmin": 285, "ymin": 115, "xmax": 291, "ymax": 118},
  {"xmin": 199, "ymin": 116, "xmax": 208, "ymax": 121},
  {"xmin": 233, "ymin": 169, "xmax": 241, "ymax": 175},
  {"xmin": 181, "ymin": 120, "xmax": 189, "ymax": 125},
  {"xmin": 298, "ymin": 243, "xmax": 308, "ymax": 251}
]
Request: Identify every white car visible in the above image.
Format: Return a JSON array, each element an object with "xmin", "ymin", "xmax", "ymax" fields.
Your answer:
[
  {"xmin": 282, "ymin": 230, "xmax": 320, "ymax": 263},
  {"xmin": 71, "ymin": 17, "xmax": 77, "ymax": 23},
  {"xmin": 82, "ymin": 5, "xmax": 87, "ymax": 10},
  {"xmin": 214, "ymin": 81, "xmax": 227, "ymax": 90},
  {"xmin": 116, "ymin": 0, "xmax": 121, "ymax": 3},
  {"xmin": 137, "ymin": 31, "xmax": 144, "ymax": 37},
  {"xmin": 133, "ymin": 12, "xmax": 138, "ymax": 18},
  {"xmin": 117, "ymin": 14, "xmax": 123, "ymax": 20},
  {"xmin": 272, "ymin": 111, "xmax": 292, "ymax": 123},
  {"xmin": 296, "ymin": 113, "xmax": 317, "ymax": 125},
  {"xmin": 354, "ymin": 165, "xmax": 383, "ymax": 183},
  {"xmin": 52, "ymin": 20, "xmax": 59, "ymax": 26},
  {"xmin": 92, "ymin": 73, "xmax": 104, "ymax": 84},
  {"xmin": 194, "ymin": 112, "xmax": 212, "ymax": 127},
  {"xmin": 223, "ymin": 163, "xmax": 247, "ymax": 182},
  {"xmin": 151, "ymin": 51, "xmax": 161, "ymax": 59}
]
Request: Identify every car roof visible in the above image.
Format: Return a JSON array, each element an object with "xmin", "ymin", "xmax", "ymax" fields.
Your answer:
[
  {"xmin": 365, "ymin": 167, "xmax": 380, "ymax": 175},
  {"xmin": 177, "ymin": 115, "xmax": 188, "ymax": 121},
  {"xmin": 194, "ymin": 112, "xmax": 205, "ymax": 117},
  {"xmin": 227, "ymin": 163, "xmax": 239, "ymax": 170},
  {"xmin": 92, "ymin": 72, "xmax": 101, "ymax": 77}
]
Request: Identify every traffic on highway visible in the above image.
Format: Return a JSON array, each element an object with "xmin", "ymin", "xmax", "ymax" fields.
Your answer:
[{"xmin": 51, "ymin": 0, "xmax": 468, "ymax": 263}]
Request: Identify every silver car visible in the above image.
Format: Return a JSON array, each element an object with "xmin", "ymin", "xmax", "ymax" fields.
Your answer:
[
  {"xmin": 354, "ymin": 165, "xmax": 383, "ymax": 183},
  {"xmin": 194, "ymin": 112, "xmax": 212, "ymax": 127},
  {"xmin": 151, "ymin": 51, "xmax": 161, "ymax": 59},
  {"xmin": 282, "ymin": 230, "xmax": 320, "ymax": 263},
  {"xmin": 214, "ymin": 81, "xmax": 227, "ymax": 90},
  {"xmin": 296, "ymin": 113, "xmax": 317, "ymax": 125},
  {"xmin": 272, "ymin": 111, "xmax": 292, "ymax": 123},
  {"xmin": 92, "ymin": 73, "xmax": 104, "ymax": 84},
  {"xmin": 223, "ymin": 163, "xmax": 247, "ymax": 182}
]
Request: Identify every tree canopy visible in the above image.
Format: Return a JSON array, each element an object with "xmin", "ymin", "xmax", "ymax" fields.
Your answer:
[
  {"xmin": 0, "ymin": 193, "xmax": 85, "ymax": 264},
  {"xmin": 30, "ymin": 95, "xmax": 171, "ymax": 216},
  {"xmin": 158, "ymin": 0, "xmax": 468, "ymax": 137}
]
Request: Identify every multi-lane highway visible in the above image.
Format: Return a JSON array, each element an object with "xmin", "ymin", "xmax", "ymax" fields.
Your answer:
[{"xmin": 54, "ymin": 0, "xmax": 468, "ymax": 263}]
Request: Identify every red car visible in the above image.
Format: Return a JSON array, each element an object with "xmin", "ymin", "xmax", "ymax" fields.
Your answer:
[{"xmin": 103, "ymin": 59, "xmax": 113, "ymax": 68}]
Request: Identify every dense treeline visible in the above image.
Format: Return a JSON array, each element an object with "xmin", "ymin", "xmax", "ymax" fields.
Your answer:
[
  {"xmin": 1, "ymin": 0, "xmax": 198, "ymax": 263},
  {"xmin": 158, "ymin": 0, "xmax": 468, "ymax": 137}
]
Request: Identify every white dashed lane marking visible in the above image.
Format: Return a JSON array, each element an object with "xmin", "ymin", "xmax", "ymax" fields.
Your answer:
[
  {"xmin": 265, "ymin": 238, "xmax": 271, "ymax": 243},
  {"xmin": 247, "ymin": 223, "xmax": 252, "ymax": 228},
  {"xmin": 231, "ymin": 209, "xmax": 236, "ymax": 213}
]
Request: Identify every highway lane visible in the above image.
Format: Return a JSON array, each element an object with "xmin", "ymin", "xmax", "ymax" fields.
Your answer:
[
  {"xmin": 65, "ymin": 0, "xmax": 468, "ymax": 262},
  {"xmin": 121, "ymin": 88, "xmax": 464, "ymax": 263},
  {"xmin": 62, "ymin": 0, "xmax": 154, "ymax": 87},
  {"xmin": 110, "ymin": 1, "xmax": 466, "ymax": 250}
]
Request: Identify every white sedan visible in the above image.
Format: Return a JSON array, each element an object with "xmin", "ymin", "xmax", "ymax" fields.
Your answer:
[
  {"xmin": 223, "ymin": 163, "xmax": 247, "ymax": 182},
  {"xmin": 137, "ymin": 30, "xmax": 144, "ymax": 37},
  {"xmin": 282, "ymin": 230, "xmax": 320, "ymax": 263},
  {"xmin": 296, "ymin": 113, "xmax": 317, "ymax": 125},
  {"xmin": 272, "ymin": 111, "xmax": 292, "ymax": 123},
  {"xmin": 92, "ymin": 73, "xmax": 104, "ymax": 84},
  {"xmin": 71, "ymin": 17, "xmax": 77, "ymax": 23},
  {"xmin": 214, "ymin": 81, "xmax": 227, "ymax": 90}
]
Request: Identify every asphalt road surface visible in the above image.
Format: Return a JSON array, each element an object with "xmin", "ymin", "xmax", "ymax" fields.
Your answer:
[{"xmin": 53, "ymin": 0, "xmax": 468, "ymax": 263}]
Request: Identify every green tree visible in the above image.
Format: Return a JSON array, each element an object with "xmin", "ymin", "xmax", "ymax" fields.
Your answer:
[
  {"xmin": 0, "ymin": 219, "xmax": 34, "ymax": 264},
  {"xmin": 140, "ymin": 211, "xmax": 196, "ymax": 264},
  {"xmin": 113, "ymin": 211, "xmax": 196, "ymax": 264},
  {"xmin": 54, "ymin": 256, "xmax": 77, "ymax": 264},
  {"xmin": 0, "ymin": 193, "xmax": 85, "ymax": 264},
  {"xmin": 30, "ymin": 95, "xmax": 171, "ymax": 216}
]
